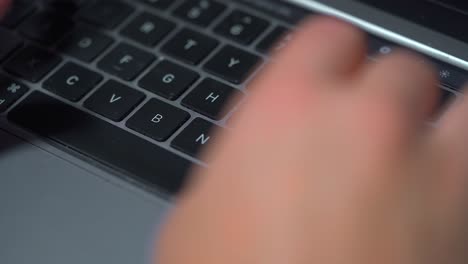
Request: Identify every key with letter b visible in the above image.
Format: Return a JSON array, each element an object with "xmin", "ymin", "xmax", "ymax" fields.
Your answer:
[{"xmin": 127, "ymin": 98, "xmax": 190, "ymax": 142}]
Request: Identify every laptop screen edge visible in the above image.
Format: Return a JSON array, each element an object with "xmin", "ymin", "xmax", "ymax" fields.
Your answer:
[{"xmin": 284, "ymin": 0, "xmax": 468, "ymax": 70}]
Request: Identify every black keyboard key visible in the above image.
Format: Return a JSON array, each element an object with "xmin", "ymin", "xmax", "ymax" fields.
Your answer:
[
  {"xmin": 127, "ymin": 99, "xmax": 190, "ymax": 141},
  {"xmin": 41, "ymin": 0, "xmax": 86, "ymax": 14},
  {"xmin": 162, "ymin": 28, "xmax": 219, "ymax": 65},
  {"xmin": 214, "ymin": 10, "xmax": 270, "ymax": 45},
  {"xmin": 0, "ymin": 74, "xmax": 29, "ymax": 112},
  {"xmin": 139, "ymin": 0, "xmax": 174, "ymax": 10},
  {"xmin": 256, "ymin": 26, "xmax": 291, "ymax": 54},
  {"xmin": 9, "ymin": 91, "xmax": 192, "ymax": 194},
  {"xmin": 139, "ymin": 61, "xmax": 199, "ymax": 100},
  {"xmin": 204, "ymin": 45, "xmax": 261, "ymax": 84},
  {"xmin": 98, "ymin": 43, "xmax": 155, "ymax": 81},
  {"xmin": 5, "ymin": 45, "xmax": 62, "ymax": 83},
  {"xmin": 57, "ymin": 27, "xmax": 114, "ymax": 62},
  {"xmin": 368, "ymin": 36, "xmax": 396, "ymax": 56},
  {"xmin": 121, "ymin": 13, "xmax": 175, "ymax": 47},
  {"xmin": 2, "ymin": 2, "xmax": 35, "ymax": 28},
  {"xmin": 78, "ymin": 1, "xmax": 134, "ymax": 29},
  {"xmin": 84, "ymin": 80, "xmax": 145, "ymax": 121},
  {"xmin": 43, "ymin": 63, "xmax": 103, "ymax": 102},
  {"xmin": 434, "ymin": 61, "xmax": 468, "ymax": 90},
  {"xmin": 19, "ymin": 11, "xmax": 74, "ymax": 45},
  {"xmin": 173, "ymin": 0, "xmax": 226, "ymax": 27},
  {"xmin": 172, "ymin": 118, "xmax": 219, "ymax": 159},
  {"xmin": 0, "ymin": 28, "xmax": 23, "ymax": 61},
  {"xmin": 182, "ymin": 78, "xmax": 243, "ymax": 120}
]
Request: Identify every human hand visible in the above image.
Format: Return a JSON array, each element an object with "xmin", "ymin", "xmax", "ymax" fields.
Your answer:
[{"xmin": 157, "ymin": 17, "xmax": 468, "ymax": 264}]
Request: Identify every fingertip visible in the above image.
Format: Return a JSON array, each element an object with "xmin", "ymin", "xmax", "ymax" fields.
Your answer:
[
  {"xmin": 376, "ymin": 49, "xmax": 438, "ymax": 81},
  {"xmin": 362, "ymin": 49, "xmax": 439, "ymax": 116},
  {"xmin": 391, "ymin": 50, "xmax": 440, "ymax": 114},
  {"xmin": 272, "ymin": 16, "xmax": 367, "ymax": 81}
]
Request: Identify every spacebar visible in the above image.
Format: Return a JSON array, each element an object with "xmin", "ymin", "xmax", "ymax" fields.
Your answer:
[{"xmin": 8, "ymin": 91, "xmax": 193, "ymax": 194}]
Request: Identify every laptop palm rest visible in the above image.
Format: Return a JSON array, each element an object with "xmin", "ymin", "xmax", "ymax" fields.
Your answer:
[{"xmin": 0, "ymin": 129, "xmax": 170, "ymax": 264}]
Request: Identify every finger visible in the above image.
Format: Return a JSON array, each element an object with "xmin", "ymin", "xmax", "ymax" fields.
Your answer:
[
  {"xmin": 418, "ymin": 91, "xmax": 468, "ymax": 261},
  {"xmin": 238, "ymin": 16, "xmax": 367, "ymax": 129},
  {"xmin": 354, "ymin": 51, "xmax": 438, "ymax": 147},
  {"xmin": 268, "ymin": 16, "xmax": 367, "ymax": 84}
]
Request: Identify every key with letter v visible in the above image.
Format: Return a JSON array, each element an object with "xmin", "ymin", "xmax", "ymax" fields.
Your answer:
[
  {"xmin": 84, "ymin": 80, "xmax": 145, "ymax": 121},
  {"xmin": 110, "ymin": 93, "xmax": 122, "ymax": 103}
]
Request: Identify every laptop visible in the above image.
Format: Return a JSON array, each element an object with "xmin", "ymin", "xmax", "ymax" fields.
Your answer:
[{"xmin": 1, "ymin": 0, "xmax": 466, "ymax": 263}]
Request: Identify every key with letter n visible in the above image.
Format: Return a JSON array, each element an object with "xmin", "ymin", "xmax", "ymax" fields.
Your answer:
[{"xmin": 171, "ymin": 118, "xmax": 221, "ymax": 160}]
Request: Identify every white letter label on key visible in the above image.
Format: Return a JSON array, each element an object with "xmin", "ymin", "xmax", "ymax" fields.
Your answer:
[
  {"xmin": 109, "ymin": 94, "xmax": 122, "ymax": 103},
  {"xmin": 151, "ymin": 114, "xmax": 164, "ymax": 124},
  {"xmin": 205, "ymin": 92, "xmax": 220, "ymax": 103},
  {"xmin": 228, "ymin": 58, "xmax": 240, "ymax": 68},
  {"xmin": 120, "ymin": 55, "xmax": 133, "ymax": 64},
  {"xmin": 184, "ymin": 39, "xmax": 198, "ymax": 50},
  {"xmin": 140, "ymin": 22, "xmax": 155, "ymax": 34},
  {"xmin": 196, "ymin": 133, "xmax": 210, "ymax": 145},
  {"xmin": 78, "ymin": 37, "xmax": 93, "ymax": 49},
  {"xmin": 162, "ymin": 74, "xmax": 175, "ymax": 84},
  {"xmin": 66, "ymin": 76, "xmax": 79, "ymax": 86},
  {"xmin": 188, "ymin": 7, "xmax": 201, "ymax": 19},
  {"xmin": 230, "ymin": 24, "xmax": 244, "ymax": 36}
]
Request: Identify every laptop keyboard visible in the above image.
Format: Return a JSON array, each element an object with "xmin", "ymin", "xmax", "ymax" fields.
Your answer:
[{"xmin": 0, "ymin": 0, "xmax": 464, "ymax": 195}]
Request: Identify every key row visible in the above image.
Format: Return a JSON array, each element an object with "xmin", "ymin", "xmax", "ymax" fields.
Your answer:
[
  {"xmin": 0, "ymin": 72, "xmax": 224, "ymax": 165},
  {"xmin": 2, "ymin": 38, "xmax": 261, "ymax": 87},
  {"xmin": 6, "ymin": 0, "xmax": 283, "ymax": 50},
  {"xmin": 8, "ymin": 91, "xmax": 213, "ymax": 194},
  {"xmin": 2, "ymin": 25, "xmax": 465, "ymax": 93},
  {"xmin": 6, "ymin": 0, "xmax": 468, "ymax": 93},
  {"xmin": 0, "ymin": 75, "xmax": 225, "ymax": 164},
  {"xmin": 120, "ymin": 10, "xmax": 288, "ymax": 51},
  {"xmin": 80, "ymin": 77, "xmax": 234, "ymax": 152},
  {"xmin": 96, "ymin": 42, "xmax": 261, "ymax": 85},
  {"xmin": 82, "ymin": 77, "xmax": 241, "ymax": 120},
  {"xmin": 35, "ymin": 54, "xmax": 242, "ymax": 118}
]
